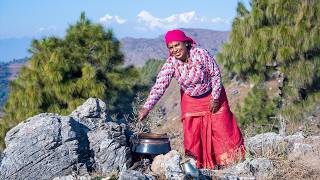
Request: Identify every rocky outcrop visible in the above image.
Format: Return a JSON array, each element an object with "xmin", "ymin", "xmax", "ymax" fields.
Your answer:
[
  {"xmin": 118, "ymin": 170, "xmax": 155, "ymax": 180},
  {"xmin": 0, "ymin": 97, "xmax": 319, "ymax": 179},
  {"xmin": 0, "ymin": 98, "xmax": 132, "ymax": 180},
  {"xmin": 70, "ymin": 98, "xmax": 131, "ymax": 174},
  {"xmin": 87, "ymin": 122, "xmax": 131, "ymax": 173},
  {"xmin": 0, "ymin": 114, "xmax": 86, "ymax": 180},
  {"xmin": 151, "ymin": 150, "xmax": 183, "ymax": 179}
]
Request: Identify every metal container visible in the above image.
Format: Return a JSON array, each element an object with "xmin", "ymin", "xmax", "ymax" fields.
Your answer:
[
  {"xmin": 180, "ymin": 159, "xmax": 199, "ymax": 178},
  {"xmin": 130, "ymin": 133, "xmax": 171, "ymax": 155}
]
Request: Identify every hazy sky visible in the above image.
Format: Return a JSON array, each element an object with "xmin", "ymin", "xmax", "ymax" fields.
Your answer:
[{"xmin": 0, "ymin": 0, "xmax": 250, "ymax": 39}]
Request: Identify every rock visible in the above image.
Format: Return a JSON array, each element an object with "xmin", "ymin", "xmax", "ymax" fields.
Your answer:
[
  {"xmin": 0, "ymin": 98, "xmax": 132, "ymax": 179},
  {"xmin": 87, "ymin": 122, "xmax": 131, "ymax": 174},
  {"xmin": 245, "ymin": 132, "xmax": 285, "ymax": 156},
  {"xmin": 128, "ymin": 159, "xmax": 151, "ymax": 174},
  {"xmin": 53, "ymin": 174, "xmax": 91, "ymax": 180},
  {"xmin": 223, "ymin": 160, "xmax": 251, "ymax": 175},
  {"xmin": 151, "ymin": 150, "xmax": 183, "ymax": 179},
  {"xmin": 206, "ymin": 158, "xmax": 272, "ymax": 179},
  {"xmin": 200, "ymin": 167, "xmax": 256, "ymax": 180},
  {"xmin": 307, "ymin": 115, "xmax": 317, "ymax": 122},
  {"xmin": 118, "ymin": 170, "xmax": 154, "ymax": 180},
  {"xmin": 288, "ymin": 143, "xmax": 314, "ymax": 159},
  {"xmin": 223, "ymin": 158, "xmax": 273, "ymax": 177},
  {"xmin": 0, "ymin": 113, "xmax": 90, "ymax": 180},
  {"xmin": 249, "ymin": 158, "xmax": 273, "ymax": 179},
  {"xmin": 53, "ymin": 175, "xmax": 75, "ymax": 180},
  {"xmin": 0, "ymin": 151, "xmax": 3, "ymax": 164},
  {"xmin": 221, "ymin": 174, "xmax": 255, "ymax": 180},
  {"xmin": 284, "ymin": 131, "xmax": 304, "ymax": 144},
  {"xmin": 283, "ymin": 131, "xmax": 305, "ymax": 154},
  {"xmin": 70, "ymin": 98, "xmax": 132, "ymax": 174},
  {"xmin": 70, "ymin": 98, "xmax": 107, "ymax": 130}
]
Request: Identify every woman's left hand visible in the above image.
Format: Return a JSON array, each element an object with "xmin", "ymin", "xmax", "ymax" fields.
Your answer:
[{"xmin": 209, "ymin": 99, "xmax": 220, "ymax": 113}]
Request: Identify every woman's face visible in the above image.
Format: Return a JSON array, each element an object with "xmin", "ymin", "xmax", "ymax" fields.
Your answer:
[{"xmin": 167, "ymin": 41, "xmax": 188, "ymax": 61}]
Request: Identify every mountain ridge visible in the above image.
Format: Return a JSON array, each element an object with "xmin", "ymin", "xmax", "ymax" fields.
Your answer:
[{"xmin": 120, "ymin": 28, "xmax": 229, "ymax": 66}]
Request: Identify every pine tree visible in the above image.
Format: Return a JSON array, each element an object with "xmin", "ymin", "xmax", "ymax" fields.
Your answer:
[
  {"xmin": 0, "ymin": 12, "xmax": 140, "ymax": 149},
  {"xmin": 139, "ymin": 59, "xmax": 165, "ymax": 85},
  {"xmin": 216, "ymin": 0, "xmax": 320, "ymax": 132}
]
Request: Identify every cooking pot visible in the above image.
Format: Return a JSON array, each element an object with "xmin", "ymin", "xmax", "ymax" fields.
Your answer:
[{"xmin": 130, "ymin": 133, "xmax": 171, "ymax": 155}]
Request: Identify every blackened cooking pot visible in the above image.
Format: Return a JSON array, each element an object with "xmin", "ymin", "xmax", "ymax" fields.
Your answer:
[{"xmin": 130, "ymin": 133, "xmax": 171, "ymax": 155}]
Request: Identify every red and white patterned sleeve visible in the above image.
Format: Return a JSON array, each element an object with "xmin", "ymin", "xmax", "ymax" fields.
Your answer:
[
  {"xmin": 202, "ymin": 49, "xmax": 222, "ymax": 100},
  {"xmin": 143, "ymin": 57, "xmax": 175, "ymax": 110}
]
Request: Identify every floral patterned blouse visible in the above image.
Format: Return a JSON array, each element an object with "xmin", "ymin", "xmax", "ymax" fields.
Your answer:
[{"xmin": 143, "ymin": 47, "xmax": 222, "ymax": 111}]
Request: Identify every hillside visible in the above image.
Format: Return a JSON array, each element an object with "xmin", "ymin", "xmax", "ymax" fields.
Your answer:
[{"xmin": 0, "ymin": 58, "xmax": 28, "ymax": 116}]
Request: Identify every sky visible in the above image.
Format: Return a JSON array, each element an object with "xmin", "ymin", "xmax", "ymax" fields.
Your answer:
[
  {"xmin": 0, "ymin": 0, "xmax": 250, "ymax": 62},
  {"xmin": 0, "ymin": 0, "xmax": 251, "ymax": 39}
]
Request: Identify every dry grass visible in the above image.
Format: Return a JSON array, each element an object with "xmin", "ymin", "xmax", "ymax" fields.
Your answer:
[
  {"xmin": 272, "ymin": 155, "xmax": 320, "ymax": 180},
  {"xmin": 285, "ymin": 116, "xmax": 320, "ymax": 137},
  {"xmin": 246, "ymin": 134, "xmax": 320, "ymax": 180},
  {"xmin": 225, "ymin": 79, "xmax": 251, "ymax": 112},
  {"xmin": 90, "ymin": 171, "xmax": 119, "ymax": 180}
]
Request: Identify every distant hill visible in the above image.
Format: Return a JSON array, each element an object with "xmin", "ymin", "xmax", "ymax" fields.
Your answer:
[
  {"xmin": 120, "ymin": 28, "xmax": 229, "ymax": 66},
  {"xmin": 0, "ymin": 28, "xmax": 229, "ymax": 66},
  {"xmin": 0, "ymin": 58, "xmax": 28, "ymax": 116}
]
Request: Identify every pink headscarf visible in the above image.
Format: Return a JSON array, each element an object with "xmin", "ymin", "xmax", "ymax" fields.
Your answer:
[{"xmin": 165, "ymin": 29, "xmax": 196, "ymax": 46}]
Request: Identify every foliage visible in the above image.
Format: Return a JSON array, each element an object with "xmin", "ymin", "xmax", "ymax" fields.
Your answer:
[
  {"xmin": 235, "ymin": 82, "xmax": 278, "ymax": 134},
  {"xmin": 280, "ymin": 91, "xmax": 320, "ymax": 135},
  {"xmin": 217, "ymin": 0, "xmax": 320, "ymax": 132},
  {"xmin": 112, "ymin": 59, "xmax": 165, "ymax": 117},
  {"xmin": 0, "ymin": 12, "xmax": 140, "ymax": 149},
  {"xmin": 138, "ymin": 59, "xmax": 165, "ymax": 86}
]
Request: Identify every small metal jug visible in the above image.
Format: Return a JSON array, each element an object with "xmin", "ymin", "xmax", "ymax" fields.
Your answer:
[{"xmin": 180, "ymin": 159, "xmax": 199, "ymax": 178}]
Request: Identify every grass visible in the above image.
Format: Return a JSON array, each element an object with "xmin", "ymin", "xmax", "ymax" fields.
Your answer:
[{"xmin": 281, "ymin": 91, "xmax": 320, "ymax": 135}]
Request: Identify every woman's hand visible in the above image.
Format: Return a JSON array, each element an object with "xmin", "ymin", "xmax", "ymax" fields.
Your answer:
[
  {"xmin": 209, "ymin": 99, "xmax": 220, "ymax": 113},
  {"xmin": 138, "ymin": 108, "xmax": 149, "ymax": 121}
]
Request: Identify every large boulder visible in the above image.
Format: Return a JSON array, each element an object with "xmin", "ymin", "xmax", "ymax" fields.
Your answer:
[
  {"xmin": 118, "ymin": 170, "xmax": 155, "ymax": 180},
  {"xmin": 151, "ymin": 150, "xmax": 184, "ymax": 179},
  {"xmin": 0, "ymin": 113, "xmax": 89, "ymax": 180},
  {"xmin": 70, "ymin": 98, "xmax": 107, "ymax": 130},
  {"xmin": 86, "ymin": 122, "xmax": 131, "ymax": 173},
  {"xmin": 0, "ymin": 98, "xmax": 132, "ymax": 179},
  {"xmin": 70, "ymin": 98, "xmax": 132, "ymax": 173},
  {"xmin": 245, "ymin": 132, "xmax": 285, "ymax": 156}
]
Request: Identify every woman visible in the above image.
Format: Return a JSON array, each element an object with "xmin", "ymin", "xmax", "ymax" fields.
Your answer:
[{"xmin": 138, "ymin": 29, "xmax": 245, "ymax": 169}]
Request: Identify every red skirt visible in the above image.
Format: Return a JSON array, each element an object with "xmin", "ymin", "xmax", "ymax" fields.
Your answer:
[{"xmin": 181, "ymin": 86, "xmax": 245, "ymax": 169}]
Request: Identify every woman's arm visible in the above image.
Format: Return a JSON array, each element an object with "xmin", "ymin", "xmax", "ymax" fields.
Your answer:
[
  {"xmin": 201, "ymin": 49, "xmax": 222, "ymax": 113},
  {"xmin": 202, "ymin": 49, "xmax": 222, "ymax": 100},
  {"xmin": 142, "ymin": 57, "xmax": 175, "ymax": 111}
]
